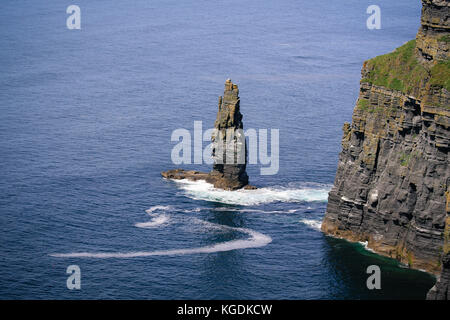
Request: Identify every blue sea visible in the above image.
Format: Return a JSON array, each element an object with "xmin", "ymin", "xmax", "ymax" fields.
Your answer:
[{"xmin": 0, "ymin": 0, "xmax": 436, "ymax": 299}]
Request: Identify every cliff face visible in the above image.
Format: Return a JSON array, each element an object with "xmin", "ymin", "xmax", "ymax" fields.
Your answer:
[
  {"xmin": 416, "ymin": 0, "xmax": 450, "ymax": 63},
  {"xmin": 162, "ymin": 79, "xmax": 253, "ymax": 190},
  {"xmin": 321, "ymin": 0, "xmax": 449, "ymax": 299}
]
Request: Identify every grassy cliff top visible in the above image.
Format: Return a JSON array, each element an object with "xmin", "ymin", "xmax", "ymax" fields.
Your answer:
[{"xmin": 361, "ymin": 40, "xmax": 450, "ymax": 96}]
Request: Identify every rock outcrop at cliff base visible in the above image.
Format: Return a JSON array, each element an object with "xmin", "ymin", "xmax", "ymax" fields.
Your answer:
[
  {"xmin": 321, "ymin": 0, "xmax": 449, "ymax": 299},
  {"xmin": 162, "ymin": 79, "xmax": 255, "ymax": 191}
]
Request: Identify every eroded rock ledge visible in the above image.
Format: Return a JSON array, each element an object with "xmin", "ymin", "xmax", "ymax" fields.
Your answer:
[
  {"xmin": 161, "ymin": 169, "xmax": 256, "ymax": 190},
  {"xmin": 162, "ymin": 79, "xmax": 256, "ymax": 191}
]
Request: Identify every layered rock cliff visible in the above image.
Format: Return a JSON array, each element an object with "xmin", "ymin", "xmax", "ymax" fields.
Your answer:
[
  {"xmin": 162, "ymin": 79, "xmax": 253, "ymax": 190},
  {"xmin": 321, "ymin": 0, "xmax": 449, "ymax": 299}
]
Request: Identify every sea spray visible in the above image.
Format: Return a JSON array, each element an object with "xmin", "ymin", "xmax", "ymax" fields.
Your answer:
[
  {"xmin": 145, "ymin": 205, "xmax": 173, "ymax": 214},
  {"xmin": 174, "ymin": 179, "xmax": 330, "ymax": 206},
  {"xmin": 299, "ymin": 219, "xmax": 322, "ymax": 231},
  {"xmin": 135, "ymin": 214, "xmax": 170, "ymax": 228}
]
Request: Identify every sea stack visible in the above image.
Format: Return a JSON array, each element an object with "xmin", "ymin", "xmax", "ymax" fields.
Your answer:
[
  {"xmin": 321, "ymin": 0, "xmax": 449, "ymax": 299},
  {"xmin": 162, "ymin": 79, "xmax": 254, "ymax": 190}
]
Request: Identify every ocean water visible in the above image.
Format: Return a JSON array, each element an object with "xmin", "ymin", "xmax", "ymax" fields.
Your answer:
[{"xmin": 0, "ymin": 0, "xmax": 436, "ymax": 299}]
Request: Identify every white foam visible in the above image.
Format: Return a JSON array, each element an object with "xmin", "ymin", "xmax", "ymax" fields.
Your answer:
[
  {"xmin": 135, "ymin": 214, "xmax": 169, "ymax": 228},
  {"xmin": 210, "ymin": 207, "xmax": 297, "ymax": 214},
  {"xmin": 174, "ymin": 179, "xmax": 330, "ymax": 206},
  {"xmin": 299, "ymin": 219, "xmax": 322, "ymax": 231},
  {"xmin": 50, "ymin": 219, "xmax": 272, "ymax": 259},
  {"xmin": 182, "ymin": 208, "xmax": 202, "ymax": 213},
  {"xmin": 326, "ymin": 233, "xmax": 379, "ymax": 254},
  {"xmin": 240, "ymin": 209, "xmax": 289, "ymax": 214},
  {"xmin": 358, "ymin": 241, "xmax": 375, "ymax": 253},
  {"xmin": 145, "ymin": 205, "xmax": 172, "ymax": 214}
]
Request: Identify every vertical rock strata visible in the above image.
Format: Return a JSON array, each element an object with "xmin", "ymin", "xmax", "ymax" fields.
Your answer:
[
  {"xmin": 321, "ymin": 0, "xmax": 449, "ymax": 299},
  {"xmin": 209, "ymin": 79, "xmax": 249, "ymax": 190},
  {"xmin": 161, "ymin": 79, "xmax": 253, "ymax": 190}
]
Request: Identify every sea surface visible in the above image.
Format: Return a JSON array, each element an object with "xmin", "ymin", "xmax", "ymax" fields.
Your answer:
[{"xmin": 0, "ymin": 0, "xmax": 436, "ymax": 299}]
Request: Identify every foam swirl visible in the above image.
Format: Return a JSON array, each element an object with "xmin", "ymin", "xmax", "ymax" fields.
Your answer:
[{"xmin": 50, "ymin": 218, "xmax": 271, "ymax": 258}]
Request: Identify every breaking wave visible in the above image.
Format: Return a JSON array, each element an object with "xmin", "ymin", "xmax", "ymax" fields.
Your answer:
[
  {"xmin": 145, "ymin": 205, "xmax": 172, "ymax": 214},
  {"xmin": 135, "ymin": 214, "xmax": 170, "ymax": 228},
  {"xmin": 358, "ymin": 241, "xmax": 375, "ymax": 253},
  {"xmin": 299, "ymin": 219, "xmax": 322, "ymax": 231},
  {"xmin": 213, "ymin": 207, "xmax": 301, "ymax": 214},
  {"xmin": 174, "ymin": 179, "xmax": 330, "ymax": 206}
]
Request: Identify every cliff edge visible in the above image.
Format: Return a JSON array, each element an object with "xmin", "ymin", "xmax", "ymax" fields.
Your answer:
[{"xmin": 321, "ymin": 0, "xmax": 449, "ymax": 299}]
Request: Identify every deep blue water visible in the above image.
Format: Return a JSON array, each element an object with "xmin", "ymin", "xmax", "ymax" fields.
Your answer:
[{"xmin": 0, "ymin": 0, "xmax": 436, "ymax": 299}]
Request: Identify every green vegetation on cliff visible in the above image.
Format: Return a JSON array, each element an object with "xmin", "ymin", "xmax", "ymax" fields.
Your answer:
[
  {"xmin": 361, "ymin": 40, "xmax": 428, "ymax": 95},
  {"xmin": 438, "ymin": 35, "xmax": 450, "ymax": 43},
  {"xmin": 399, "ymin": 152, "xmax": 413, "ymax": 167},
  {"xmin": 398, "ymin": 151, "xmax": 421, "ymax": 167},
  {"xmin": 361, "ymin": 39, "xmax": 450, "ymax": 99},
  {"xmin": 357, "ymin": 99, "xmax": 369, "ymax": 111},
  {"xmin": 430, "ymin": 59, "xmax": 450, "ymax": 92}
]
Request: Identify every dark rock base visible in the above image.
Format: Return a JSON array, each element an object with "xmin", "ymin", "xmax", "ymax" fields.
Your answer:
[{"xmin": 161, "ymin": 169, "xmax": 256, "ymax": 191}]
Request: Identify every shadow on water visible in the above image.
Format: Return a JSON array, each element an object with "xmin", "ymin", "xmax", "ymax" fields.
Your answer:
[{"xmin": 322, "ymin": 236, "xmax": 436, "ymax": 300}]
